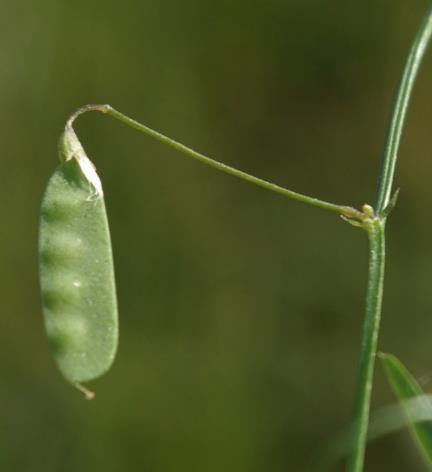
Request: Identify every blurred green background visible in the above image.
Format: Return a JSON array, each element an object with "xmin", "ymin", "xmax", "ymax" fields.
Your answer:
[{"xmin": 2, "ymin": 0, "xmax": 432, "ymax": 470}]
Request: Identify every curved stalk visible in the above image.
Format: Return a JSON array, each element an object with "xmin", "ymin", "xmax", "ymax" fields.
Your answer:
[
  {"xmin": 66, "ymin": 104, "xmax": 362, "ymax": 219},
  {"xmin": 347, "ymin": 219, "xmax": 386, "ymax": 471}
]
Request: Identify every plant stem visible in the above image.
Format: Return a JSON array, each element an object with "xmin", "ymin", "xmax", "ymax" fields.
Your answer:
[
  {"xmin": 346, "ymin": 6, "xmax": 432, "ymax": 470},
  {"xmin": 345, "ymin": 6, "xmax": 432, "ymax": 469},
  {"xmin": 347, "ymin": 218, "xmax": 386, "ymax": 472},
  {"xmin": 66, "ymin": 104, "xmax": 362, "ymax": 220},
  {"xmin": 375, "ymin": 4, "xmax": 432, "ymax": 215}
]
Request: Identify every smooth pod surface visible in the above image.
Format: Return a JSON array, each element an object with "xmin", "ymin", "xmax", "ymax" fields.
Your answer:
[{"xmin": 39, "ymin": 137, "xmax": 118, "ymax": 385}]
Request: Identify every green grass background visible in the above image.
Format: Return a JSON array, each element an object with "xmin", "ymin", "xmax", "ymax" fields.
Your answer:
[{"xmin": 2, "ymin": 0, "xmax": 432, "ymax": 470}]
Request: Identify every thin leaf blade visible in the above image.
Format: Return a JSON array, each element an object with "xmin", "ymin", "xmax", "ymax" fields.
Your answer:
[{"xmin": 380, "ymin": 352, "xmax": 432, "ymax": 467}]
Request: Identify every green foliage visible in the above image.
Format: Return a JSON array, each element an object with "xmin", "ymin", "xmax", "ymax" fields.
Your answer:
[
  {"xmin": 25, "ymin": 1, "xmax": 432, "ymax": 470},
  {"xmin": 380, "ymin": 353, "xmax": 432, "ymax": 468}
]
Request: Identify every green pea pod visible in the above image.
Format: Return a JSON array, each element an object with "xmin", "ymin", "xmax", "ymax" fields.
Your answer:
[{"xmin": 38, "ymin": 127, "xmax": 118, "ymax": 397}]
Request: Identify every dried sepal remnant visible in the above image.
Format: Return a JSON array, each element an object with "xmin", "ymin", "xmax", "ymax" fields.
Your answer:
[
  {"xmin": 59, "ymin": 126, "xmax": 103, "ymax": 198},
  {"xmin": 39, "ymin": 134, "xmax": 118, "ymax": 390}
]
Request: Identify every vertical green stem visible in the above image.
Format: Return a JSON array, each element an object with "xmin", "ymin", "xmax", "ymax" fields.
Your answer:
[
  {"xmin": 347, "ymin": 5, "xmax": 432, "ymax": 469},
  {"xmin": 347, "ymin": 219, "xmax": 386, "ymax": 472}
]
